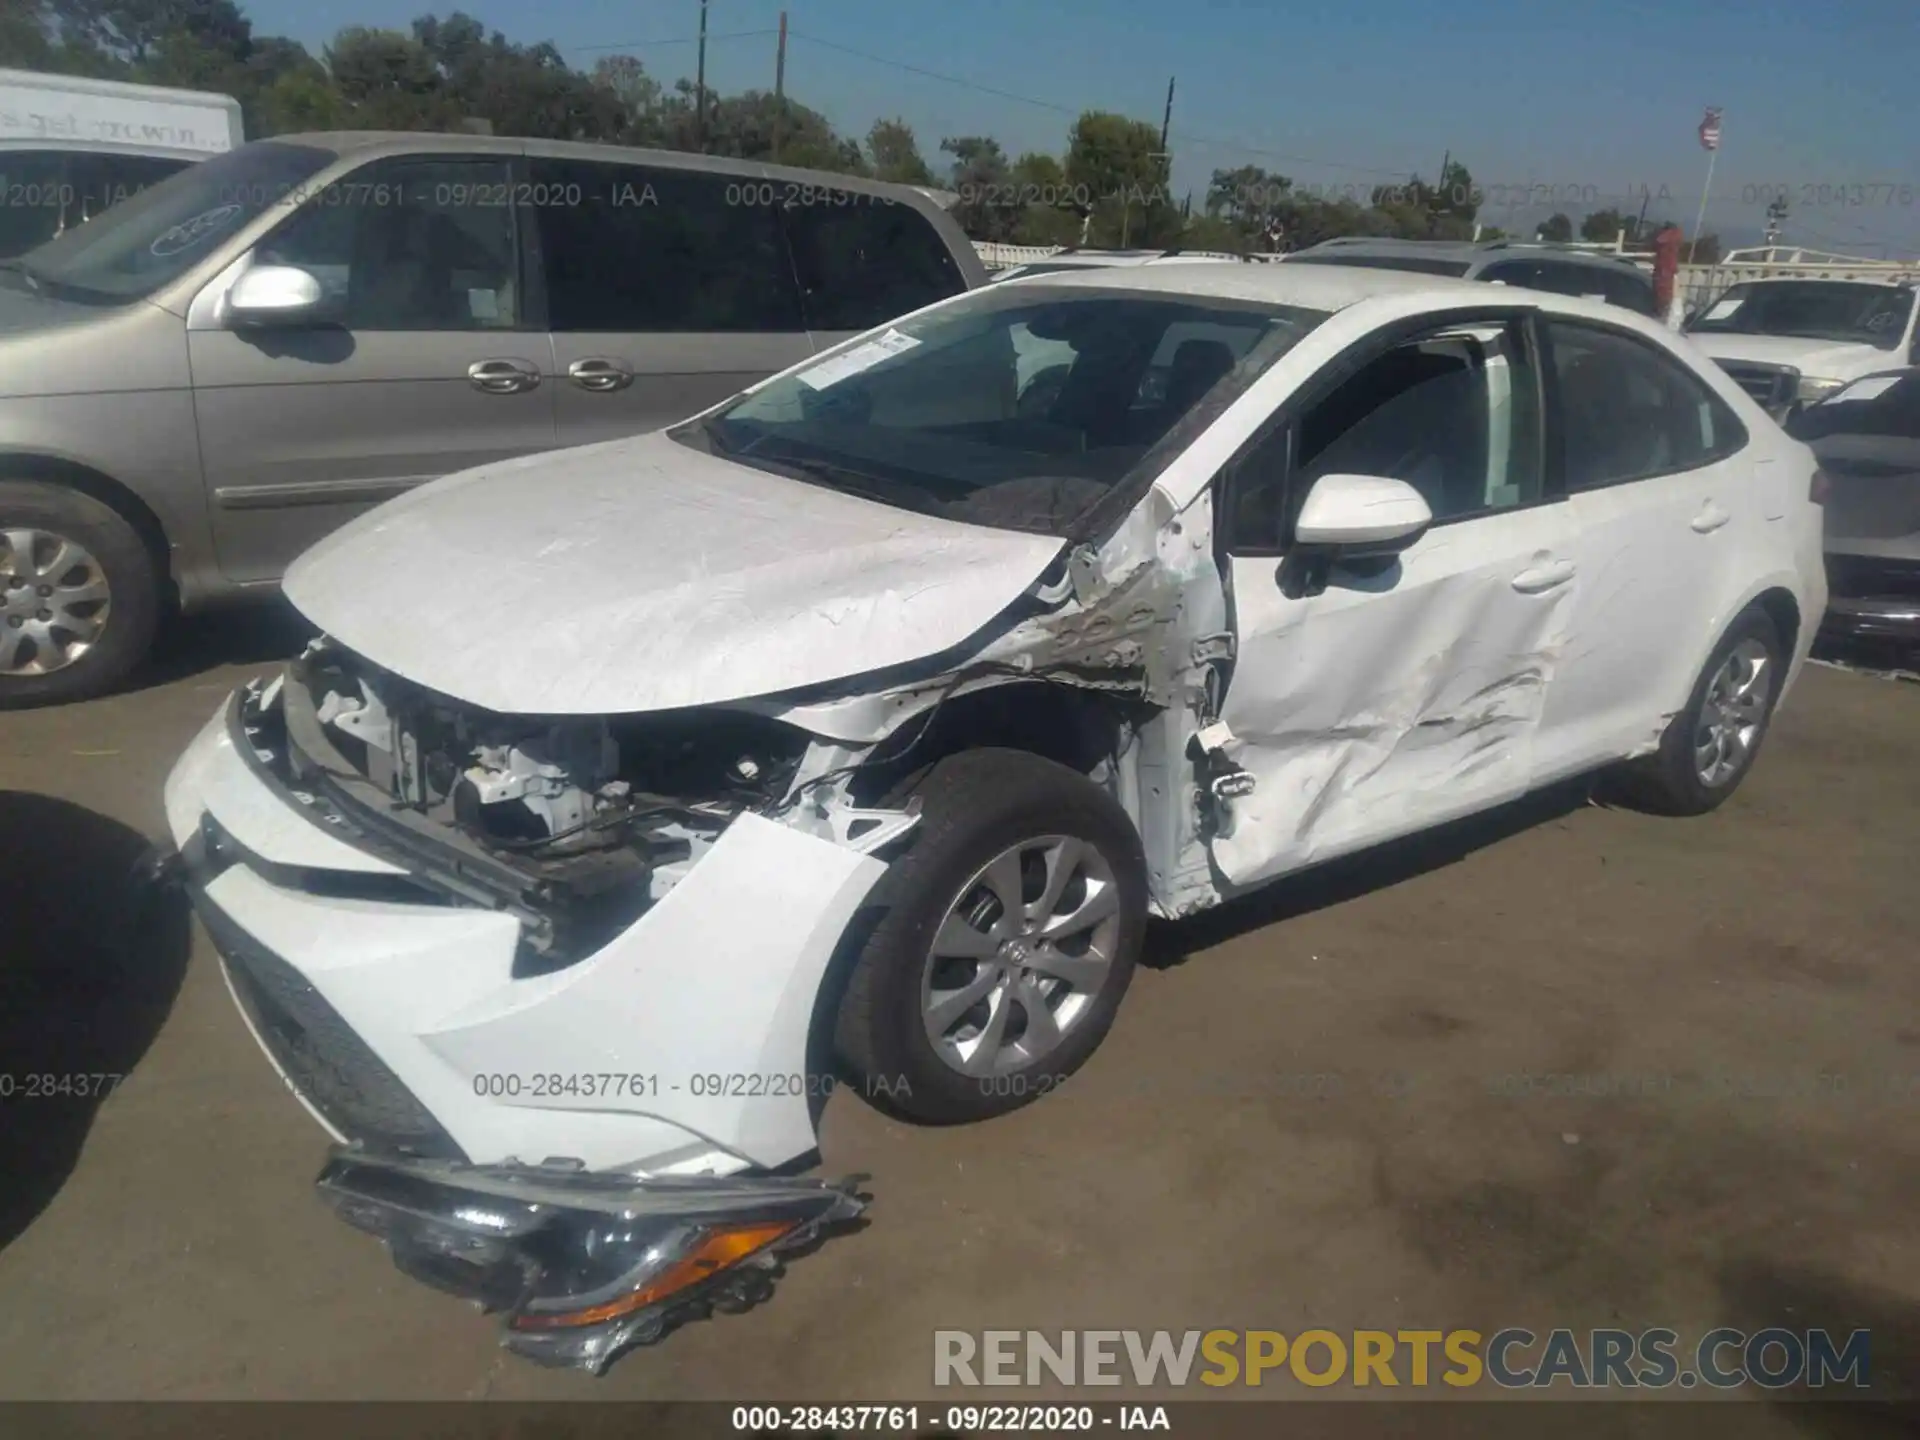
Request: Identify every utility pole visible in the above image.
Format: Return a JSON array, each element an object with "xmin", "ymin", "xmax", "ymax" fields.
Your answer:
[
  {"xmin": 772, "ymin": 10, "xmax": 787, "ymax": 162},
  {"xmin": 695, "ymin": 0, "xmax": 710, "ymax": 153},
  {"xmin": 1434, "ymin": 149, "xmax": 1449, "ymax": 237},
  {"xmin": 1159, "ymin": 76, "xmax": 1174, "ymax": 151}
]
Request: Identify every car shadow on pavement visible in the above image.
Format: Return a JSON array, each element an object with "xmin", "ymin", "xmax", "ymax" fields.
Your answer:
[
  {"xmin": 1142, "ymin": 776, "xmax": 1598, "ymax": 970},
  {"xmin": 0, "ymin": 791, "xmax": 190, "ymax": 1252},
  {"xmin": 129, "ymin": 599, "xmax": 316, "ymax": 694},
  {"xmin": 1718, "ymin": 1255, "xmax": 1920, "ymax": 1430}
]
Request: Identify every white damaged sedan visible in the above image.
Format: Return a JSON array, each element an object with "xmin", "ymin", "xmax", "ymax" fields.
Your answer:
[{"xmin": 158, "ymin": 263, "xmax": 1827, "ymax": 1368}]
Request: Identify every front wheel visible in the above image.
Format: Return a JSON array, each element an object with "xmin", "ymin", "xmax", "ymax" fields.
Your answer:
[
  {"xmin": 832, "ymin": 748, "xmax": 1148, "ymax": 1124},
  {"xmin": 1609, "ymin": 608, "xmax": 1784, "ymax": 815},
  {"xmin": 0, "ymin": 480, "xmax": 160, "ymax": 709}
]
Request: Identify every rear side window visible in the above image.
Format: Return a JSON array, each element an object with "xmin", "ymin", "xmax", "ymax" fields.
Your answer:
[
  {"xmin": 1599, "ymin": 267, "xmax": 1659, "ymax": 317},
  {"xmin": 1544, "ymin": 320, "xmax": 1747, "ymax": 490},
  {"xmin": 781, "ymin": 197, "xmax": 966, "ymax": 331},
  {"xmin": 531, "ymin": 160, "xmax": 803, "ymax": 333}
]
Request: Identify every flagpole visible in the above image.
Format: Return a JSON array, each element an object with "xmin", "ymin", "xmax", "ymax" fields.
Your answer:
[{"xmin": 1690, "ymin": 119, "xmax": 1719, "ymax": 262}]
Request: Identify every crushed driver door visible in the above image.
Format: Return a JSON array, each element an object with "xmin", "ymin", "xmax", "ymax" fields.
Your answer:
[{"xmin": 1202, "ymin": 318, "xmax": 1582, "ymax": 890}]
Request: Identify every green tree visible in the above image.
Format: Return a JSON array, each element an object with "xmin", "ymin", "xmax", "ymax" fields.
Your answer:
[
  {"xmin": 866, "ymin": 116, "xmax": 932, "ymax": 185},
  {"xmin": 590, "ymin": 54, "xmax": 664, "ymax": 143},
  {"xmin": 942, "ymin": 135, "xmax": 1016, "ymax": 240},
  {"xmin": 1537, "ymin": 212, "xmax": 1574, "ymax": 243},
  {"xmin": 324, "ymin": 26, "xmax": 458, "ymax": 130},
  {"xmin": 1064, "ymin": 110, "xmax": 1174, "ymax": 247},
  {"xmin": 1580, "ymin": 207, "xmax": 1625, "ymax": 242}
]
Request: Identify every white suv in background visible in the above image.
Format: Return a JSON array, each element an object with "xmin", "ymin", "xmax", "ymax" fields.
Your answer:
[
  {"xmin": 156, "ymin": 263, "xmax": 1826, "ymax": 1372},
  {"xmin": 1686, "ymin": 276, "xmax": 1920, "ymax": 416}
]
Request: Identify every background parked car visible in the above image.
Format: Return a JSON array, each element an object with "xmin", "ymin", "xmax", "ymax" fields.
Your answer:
[
  {"xmin": 0, "ymin": 131, "xmax": 984, "ymax": 708},
  {"xmin": 1285, "ymin": 237, "xmax": 1661, "ymax": 317},
  {"xmin": 1686, "ymin": 277, "xmax": 1920, "ymax": 419},
  {"xmin": 1786, "ymin": 370, "xmax": 1920, "ymax": 655}
]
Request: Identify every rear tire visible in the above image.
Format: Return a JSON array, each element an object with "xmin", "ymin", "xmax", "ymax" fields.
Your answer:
[
  {"xmin": 1609, "ymin": 607, "xmax": 1784, "ymax": 816},
  {"xmin": 833, "ymin": 747, "xmax": 1148, "ymax": 1124},
  {"xmin": 0, "ymin": 480, "xmax": 160, "ymax": 710}
]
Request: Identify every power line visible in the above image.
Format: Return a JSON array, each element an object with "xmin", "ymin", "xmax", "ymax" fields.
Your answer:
[
  {"xmin": 784, "ymin": 28, "xmax": 1413, "ymax": 181},
  {"xmin": 566, "ymin": 28, "xmax": 778, "ymax": 56}
]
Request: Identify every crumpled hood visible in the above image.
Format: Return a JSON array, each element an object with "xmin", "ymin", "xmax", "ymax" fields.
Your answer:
[
  {"xmin": 282, "ymin": 430, "xmax": 1067, "ymax": 716},
  {"xmin": 1693, "ymin": 332, "xmax": 1895, "ymax": 379}
]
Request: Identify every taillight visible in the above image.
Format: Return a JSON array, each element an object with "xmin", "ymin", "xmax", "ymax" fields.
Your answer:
[{"xmin": 1810, "ymin": 468, "xmax": 1832, "ymax": 505}]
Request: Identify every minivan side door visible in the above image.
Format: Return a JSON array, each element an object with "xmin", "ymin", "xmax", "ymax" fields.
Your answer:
[
  {"xmin": 1207, "ymin": 312, "xmax": 1582, "ymax": 888},
  {"xmin": 189, "ymin": 154, "xmax": 556, "ymax": 583},
  {"xmin": 781, "ymin": 193, "xmax": 973, "ymax": 347},
  {"xmin": 528, "ymin": 158, "xmax": 813, "ymax": 448}
]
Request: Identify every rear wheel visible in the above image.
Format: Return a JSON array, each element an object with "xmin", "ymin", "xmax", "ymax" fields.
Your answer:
[
  {"xmin": 1610, "ymin": 608, "xmax": 1784, "ymax": 815},
  {"xmin": 0, "ymin": 480, "xmax": 160, "ymax": 710},
  {"xmin": 833, "ymin": 748, "xmax": 1148, "ymax": 1124}
]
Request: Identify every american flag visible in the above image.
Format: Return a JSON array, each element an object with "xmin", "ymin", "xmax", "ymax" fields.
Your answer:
[{"xmin": 1698, "ymin": 107, "xmax": 1723, "ymax": 152}]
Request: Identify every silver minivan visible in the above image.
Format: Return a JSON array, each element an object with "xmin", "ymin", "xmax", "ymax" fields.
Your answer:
[{"xmin": 0, "ymin": 131, "xmax": 984, "ymax": 706}]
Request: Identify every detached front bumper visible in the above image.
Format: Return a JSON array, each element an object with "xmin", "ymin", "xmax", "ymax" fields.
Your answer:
[{"xmin": 316, "ymin": 1148, "xmax": 865, "ymax": 1372}]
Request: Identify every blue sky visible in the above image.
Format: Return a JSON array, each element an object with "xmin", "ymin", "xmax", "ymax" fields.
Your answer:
[{"xmin": 243, "ymin": 0, "xmax": 1920, "ymax": 253}]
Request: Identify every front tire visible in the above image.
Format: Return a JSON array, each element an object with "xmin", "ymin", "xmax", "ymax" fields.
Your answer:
[
  {"xmin": 1610, "ymin": 607, "xmax": 1784, "ymax": 816},
  {"xmin": 833, "ymin": 748, "xmax": 1148, "ymax": 1124},
  {"xmin": 0, "ymin": 480, "xmax": 160, "ymax": 709}
]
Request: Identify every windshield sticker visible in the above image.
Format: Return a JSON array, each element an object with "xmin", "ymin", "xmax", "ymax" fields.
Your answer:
[
  {"xmin": 149, "ymin": 203, "xmax": 244, "ymax": 257},
  {"xmin": 796, "ymin": 328, "xmax": 921, "ymax": 390},
  {"xmin": 1702, "ymin": 296, "xmax": 1744, "ymax": 321},
  {"xmin": 1829, "ymin": 374, "xmax": 1902, "ymax": 404}
]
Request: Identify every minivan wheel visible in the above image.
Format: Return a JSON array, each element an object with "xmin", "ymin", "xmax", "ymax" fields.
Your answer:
[
  {"xmin": 1609, "ymin": 608, "xmax": 1784, "ymax": 816},
  {"xmin": 0, "ymin": 480, "xmax": 160, "ymax": 710},
  {"xmin": 833, "ymin": 747, "xmax": 1148, "ymax": 1124}
]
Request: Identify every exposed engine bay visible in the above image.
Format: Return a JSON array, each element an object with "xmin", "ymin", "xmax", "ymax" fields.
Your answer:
[{"xmin": 268, "ymin": 642, "xmax": 825, "ymax": 968}]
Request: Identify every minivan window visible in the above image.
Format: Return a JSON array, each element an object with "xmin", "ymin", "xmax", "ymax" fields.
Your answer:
[
  {"xmin": 531, "ymin": 159, "xmax": 802, "ymax": 333},
  {"xmin": 2, "ymin": 140, "xmax": 336, "ymax": 304},
  {"xmin": 782, "ymin": 196, "xmax": 967, "ymax": 331},
  {"xmin": 0, "ymin": 151, "xmax": 71, "ymax": 258},
  {"xmin": 685, "ymin": 286, "xmax": 1326, "ymax": 536},
  {"xmin": 257, "ymin": 158, "xmax": 521, "ymax": 330}
]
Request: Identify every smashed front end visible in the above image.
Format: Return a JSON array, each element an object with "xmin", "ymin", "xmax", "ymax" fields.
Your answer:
[{"xmin": 159, "ymin": 641, "xmax": 920, "ymax": 1366}]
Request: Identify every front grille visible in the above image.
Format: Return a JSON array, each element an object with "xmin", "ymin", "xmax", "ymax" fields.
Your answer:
[
  {"xmin": 1716, "ymin": 360, "xmax": 1799, "ymax": 411},
  {"xmin": 195, "ymin": 891, "xmax": 466, "ymax": 1161}
]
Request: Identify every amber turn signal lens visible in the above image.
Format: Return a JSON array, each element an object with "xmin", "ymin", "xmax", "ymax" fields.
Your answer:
[{"xmin": 511, "ymin": 1219, "xmax": 799, "ymax": 1330}]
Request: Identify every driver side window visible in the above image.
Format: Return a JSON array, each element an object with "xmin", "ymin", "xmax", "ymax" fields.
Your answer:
[
  {"xmin": 256, "ymin": 158, "xmax": 519, "ymax": 331},
  {"xmin": 1229, "ymin": 320, "xmax": 1543, "ymax": 551}
]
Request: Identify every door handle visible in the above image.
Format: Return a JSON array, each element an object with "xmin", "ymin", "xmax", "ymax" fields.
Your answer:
[
  {"xmin": 1511, "ymin": 559, "xmax": 1577, "ymax": 594},
  {"xmin": 567, "ymin": 357, "xmax": 634, "ymax": 393},
  {"xmin": 467, "ymin": 359, "xmax": 541, "ymax": 395},
  {"xmin": 1691, "ymin": 501, "xmax": 1732, "ymax": 534}
]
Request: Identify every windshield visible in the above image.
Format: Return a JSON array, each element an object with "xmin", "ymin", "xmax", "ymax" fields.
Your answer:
[
  {"xmin": 1687, "ymin": 281, "xmax": 1914, "ymax": 351},
  {"xmin": 1288, "ymin": 253, "xmax": 1473, "ymax": 277},
  {"xmin": 0, "ymin": 141, "xmax": 337, "ymax": 305},
  {"xmin": 680, "ymin": 285, "xmax": 1328, "ymax": 537}
]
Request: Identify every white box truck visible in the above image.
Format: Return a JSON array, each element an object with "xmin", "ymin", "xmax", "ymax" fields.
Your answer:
[{"xmin": 0, "ymin": 67, "xmax": 244, "ymax": 257}]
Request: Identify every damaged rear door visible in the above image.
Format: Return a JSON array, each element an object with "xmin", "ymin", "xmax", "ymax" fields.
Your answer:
[{"xmin": 1204, "ymin": 312, "xmax": 1580, "ymax": 887}]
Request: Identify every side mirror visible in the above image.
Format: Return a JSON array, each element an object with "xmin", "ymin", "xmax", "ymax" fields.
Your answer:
[
  {"xmin": 226, "ymin": 263, "xmax": 323, "ymax": 326},
  {"xmin": 1294, "ymin": 473, "xmax": 1433, "ymax": 556}
]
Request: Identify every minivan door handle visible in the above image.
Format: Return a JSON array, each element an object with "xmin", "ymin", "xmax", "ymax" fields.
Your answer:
[
  {"xmin": 467, "ymin": 359, "xmax": 542, "ymax": 394},
  {"xmin": 1510, "ymin": 559, "xmax": 1577, "ymax": 594},
  {"xmin": 1691, "ymin": 501, "xmax": 1732, "ymax": 534},
  {"xmin": 567, "ymin": 358, "xmax": 634, "ymax": 393}
]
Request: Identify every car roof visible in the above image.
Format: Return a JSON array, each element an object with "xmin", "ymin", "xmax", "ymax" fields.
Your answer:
[
  {"xmin": 1011, "ymin": 261, "xmax": 1512, "ymax": 310},
  {"xmin": 1723, "ymin": 274, "xmax": 1913, "ymax": 289},
  {"xmin": 1295, "ymin": 237, "xmax": 1648, "ymax": 273},
  {"xmin": 265, "ymin": 130, "xmax": 939, "ymax": 202}
]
